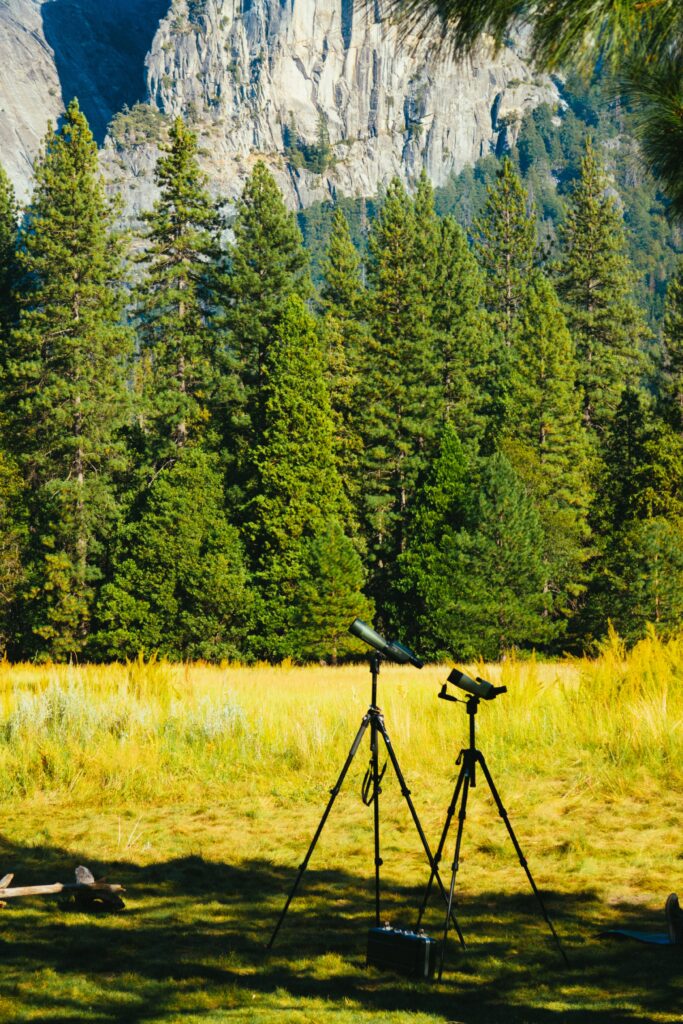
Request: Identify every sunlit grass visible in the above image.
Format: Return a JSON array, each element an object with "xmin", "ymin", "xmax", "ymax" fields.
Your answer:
[{"xmin": 1, "ymin": 632, "xmax": 682, "ymax": 1021}]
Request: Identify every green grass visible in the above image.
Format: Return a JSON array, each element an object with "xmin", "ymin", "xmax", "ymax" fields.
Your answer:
[{"xmin": 1, "ymin": 632, "xmax": 683, "ymax": 1021}]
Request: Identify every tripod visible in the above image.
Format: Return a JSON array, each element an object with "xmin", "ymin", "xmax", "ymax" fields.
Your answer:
[
  {"xmin": 416, "ymin": 691, "xmax": 568, "ymax": 977},
  {"xmin": 267, "ymin": 654, "xmax": 465, "ymax": 949}
]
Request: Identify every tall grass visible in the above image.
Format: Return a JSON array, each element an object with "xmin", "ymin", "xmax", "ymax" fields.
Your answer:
[{"xmin": 1, "ymin": 630, "xmax": 682, "ymax": 801}]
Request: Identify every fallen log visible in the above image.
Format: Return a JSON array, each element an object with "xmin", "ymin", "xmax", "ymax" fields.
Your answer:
[{"xmin": 0, "ymin": 866, "xmax": 125, "ymax": 909}]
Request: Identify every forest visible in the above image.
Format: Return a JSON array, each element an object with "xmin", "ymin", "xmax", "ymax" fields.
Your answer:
[{"xmin": 0, "ymin": 96, "xmax": 681, "ymax": 665}]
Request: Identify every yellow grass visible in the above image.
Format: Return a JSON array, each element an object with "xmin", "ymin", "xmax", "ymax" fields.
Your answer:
[{"xmin": 1, "ymin": 630, "xmax": 683, "ymax": 1021}]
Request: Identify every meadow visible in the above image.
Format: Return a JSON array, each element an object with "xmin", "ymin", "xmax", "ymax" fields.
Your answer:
[{"xmin": 1, "ymin": 630, "xmax": 683, "ymax": 1022}]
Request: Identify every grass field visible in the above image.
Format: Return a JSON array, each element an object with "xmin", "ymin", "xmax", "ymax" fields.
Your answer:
[{"xmin": 1, "ymin": 630, "xmax": 683, "ymax": 1022}]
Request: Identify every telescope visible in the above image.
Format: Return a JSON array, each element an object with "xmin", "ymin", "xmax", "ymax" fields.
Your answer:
[
  {"xmin": 349, "ymin": 619, "xmax": 424, "ymax": 669},
  {"xmin": 445, "ymin": 667, "xmax": 506, "ymax": 701}
]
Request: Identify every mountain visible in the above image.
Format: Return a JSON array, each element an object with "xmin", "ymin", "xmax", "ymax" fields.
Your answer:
[{"xmin": 0, "ymin": 0, "xmax": 555, "ymax": 208}]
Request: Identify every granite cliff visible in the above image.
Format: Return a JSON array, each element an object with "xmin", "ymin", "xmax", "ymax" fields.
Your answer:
[{"xmin": 0, "ymin": 0, "xmax": 555, "ymax": 207}]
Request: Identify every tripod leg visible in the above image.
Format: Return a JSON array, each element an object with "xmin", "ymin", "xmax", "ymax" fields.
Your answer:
[
  {"xmin": 438, "ymin": 770, "xmax": 470, "ymax": 980},
  {"xmin": 371, "ymin": 715, "xmax": 382, "ymax": 926},
  {"xmin": 376, "ymin": 718, "xmax": 465, "ymax": 948},
  {"xmin": 267, "ymin": 713, "xmax": 371, "ymax": 949},
  {"xmin": 415, "ymin": 759, "xmax": 466, "ymax": 930},
  {"xmin": 476, "ymin": 753, "xmax": 569, "ymax": 966}
]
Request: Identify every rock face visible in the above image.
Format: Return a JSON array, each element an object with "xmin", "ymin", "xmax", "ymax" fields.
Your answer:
[
  {"xmin": 0, "ymin": 0, "xmax": 555, "ymax": 208},
  {"xmin": 0, "ymin": 0, "xmax": 62, "ymax": 199},
  {"xmin": 144, "ymin": 0, "xmax": 554, "ymax": 206}
]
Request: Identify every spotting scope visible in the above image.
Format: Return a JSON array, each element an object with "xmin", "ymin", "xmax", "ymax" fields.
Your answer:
[
  {"xmin": 447, "ymin": 668, "xmax": 507, "ymax": 701},
  {"xmin": 349, "ymin": 619, "xmax": 424, "ymax": 669}
]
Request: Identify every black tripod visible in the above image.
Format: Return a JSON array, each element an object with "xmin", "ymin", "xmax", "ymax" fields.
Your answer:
[
  {"xmin": 416, "ymin": 690, "xmax": 568, "ymax": 977},
  {"xmin": 267, "ymin": 654, "xmax": 465, "ymax": 949}
]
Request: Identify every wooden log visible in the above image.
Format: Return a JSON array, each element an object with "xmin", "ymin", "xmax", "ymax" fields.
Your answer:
[
  {"xmin": 0, "ymin": 866, "xmax": 125, "ymax": 909},
  {"xmin": 0, "ymin": 881, "xmax": 125, "ymax": 899}
]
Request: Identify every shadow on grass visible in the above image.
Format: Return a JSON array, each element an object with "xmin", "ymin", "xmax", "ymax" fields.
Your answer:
[{"xmin": 0, "ymin": 831, "xmax": 681, "ymax": 1023}]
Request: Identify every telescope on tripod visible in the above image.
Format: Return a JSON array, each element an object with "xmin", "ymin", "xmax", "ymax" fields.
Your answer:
[
  {"xmin": 267, "ymin": 621, "xmax": 567, "ymax": 975},
  {"xmin": 417, "ymin": 669, "xmax": 568, "ymax": 976},
  {"xmin": 267, "ymin": 619, "xmax": 464, "ymax": 950}
]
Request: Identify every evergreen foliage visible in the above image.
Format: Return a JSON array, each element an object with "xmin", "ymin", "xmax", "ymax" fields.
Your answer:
[
  {"xmin": 2, "ymin": 100, "xmax": 131, "ymax": 659},
  {"xmin": 290, "ymin": 518, "xmax": 374, "ymax": 663},
  {"xmin": 400, "ymin": 438, "xmax": 551, "ymax": 660},
  {"xmin": 502, "ymin": 272, "xmax": 592, "ymax": 626},
  {"xmin": 361, "ymin": 177, "xmax": 441, "ymax": 619},
  {"xmin": 556, "ymin": 139, "xmax": 649, "ymax": 436},
  {"xmin": 245, "ymin": 296, "xmax": 363, "ymax": 659},
  {"xmin": 433, "ymin": 215, "xmax": 492, "ymax": 443},
  {"xmin": 221, "ymin": 162, "xmax": 311, "ymax": 454},
  {"xmin": 0, "ymin": 106, "xmax": 678, "ymax": 662},
  {"xmin": 661, "ymin": 259, "xmax": 683, "ymax": 431},
  {"xmin": 586, "ymin": 388, "xmax": 683, "ymax": 643},
  {"xmin": 0, "ymin": 164, "xmax": 18, "ymax": 346},
  {"xmin": 94, "ymin": 447, "xmax": 252, "ymax": 660},
  {"xmin": 319, "ymin": 209, "xmax": 367, "ymax": 514},
  {"xmin": 134, "ymin": 117, "xmax": 220, "ymax": 462},
  {"xmin": 474, "ymin": 158, "xmax": 536, "ymax": 345},
  {"xmin": 0, "ymin": 448, "xmax": 26, "ymax": 655}
]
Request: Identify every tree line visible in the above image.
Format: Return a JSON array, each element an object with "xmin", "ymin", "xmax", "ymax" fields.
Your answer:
[{"xmin": 0, "ymin": 99, "xmax": 681, "ymax": 664}]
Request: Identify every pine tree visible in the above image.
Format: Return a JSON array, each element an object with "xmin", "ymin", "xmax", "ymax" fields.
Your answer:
[
  {"xmin": 361, "ymin": 177, "xmax": 441, "ymax": 619},
  {"xmin": 94, "ymin": 447, "xmax": 252, "ymax": 661},
  {"xmin": 319, "ymin": 209, "xmax": 367, "ymax": 515},
  {"xmin": 399, "ymin": 445, "xmax": 551, "ymax": 660},
  {"xmin": 474, "ymin": 157, "xmax": 536, "ymax": 345},
  {"xmin": 2, "ymin": 100, "xmax": 131, "ymax": 659},
  {"xmin": 433, "ymin": 215, "xmax": 492, "ymax": 444},
  {"xmin": 0, "ymin": 164, "xmax": 18, "ymax": 348},
  {"xmin": 320, "ymin": 207, "xmax": 366, "ymax": 319},
  {"xmin": 290, "ymin": 519, "xmax": 374, "ymax": 663},
  {"xmin": 585, "ymin": 388, "xmax": 683, "ymax": 643},
  {"xmin": 245, "ymin": 295, "xmax": 360, "ymax": 657},
  {"xmin": 503, "ymin": 272, "xmax": 592, "ymax": 626},
  {"xmin": 412, "ymin": 170, "xmax": 441, "ymax": 309},
  {"xmin": 474, "ymin": 158, "xmax": 537, "ymax": 439},
  {"xmin": 135, "ymin": 117, "xmax": 220, "ymax": 463},
  {"xmin": 396, "ymin": 424, "xmax": 472, "ymax": 657},
  {"xmin": 660, "ymin": 257, "xmax": 683, "ymax": 431},
  {"xmin": 222, "ymin": 162, "xmax": 311, "ymax": 454},
  {"xmin": 0, "ymin": 446, "xmax": 26, "ymax": 655},
  {"xmin": 557, "ymin": 138, "xmax": 649, "ymax": 436}
]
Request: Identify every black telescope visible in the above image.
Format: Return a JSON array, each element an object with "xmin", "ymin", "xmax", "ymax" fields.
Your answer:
[
  {"xmin": 447, "ymin": 668, "xmax": 506, "ymax": 700},
  {"xmin": 349, "ymin": 619, "xmax": 424, "ymax": 669}
]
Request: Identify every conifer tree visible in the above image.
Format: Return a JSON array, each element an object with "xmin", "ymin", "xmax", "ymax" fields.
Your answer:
[
  {"xmin": 433, "ymin": 215, "xmax": 492, "ymax": 443},
  {"xmin": 412, "ymin": 170, "xmax": 441, "ymax": 307},
  {"xmin": 222, "ymin": 162, "xmax": 311, "ymax": 454},
  {"xmin": 473, "ymin": 158, "xmax": 537, "ymax": 439},
  {"xmin": 660, "ymin": 257, "xmax": 683, "ymax": 431},
  {"xmin": 320, "ymin": 207, "xmax": 366, "ymax": 319},
  {"xmin": 135, "ymin": 117, "xmax": 220, "ymax": 463},
  {"xmin": 361, "ymin": 177, "xmax": 441, "ymax": 618},
  {"xmin": 319, "ymin": 209, "xmax": 367, "ymax": 514},
  {"xmin": 557, "ymin": 138, "xmax": 649, "ymax": 436},
  {"xmin": 0, "ymin": 164, "xmax": 18, "ymax": 348},
  {"xmin": 0, "ymin": 446, "xmax": 26, "ymax": 655},
  {"xmin": 503, "ymin": 272, "xmax": 592, "ymax": 624},
  {"xmin": 474, "ymin": 157, "xmax": 536, "ymax": 345},
  {"xmin": 290, "ymin": 519, "xmax": 374, "ymax": 663},
  {"xmin": 2, "ymin": 100, "xmax": 131, "ymax": 659},
  {"xmin": 585, "ymin": 388, "xmax": 683, "ymax": 642},
  {"xmin": 246, "ymin": 295, "xmax": 364, "ymax": 658},
  {"xmin": 396, "ymin": 424, "xmax": 472, "ymax": 656},
  {"xmin": 399, "ymin": 444, "xmax": 551, "ymax": 659},
  {"xmin": 94, "ymin": 447, "xmax": 252, "ymax": 661}
]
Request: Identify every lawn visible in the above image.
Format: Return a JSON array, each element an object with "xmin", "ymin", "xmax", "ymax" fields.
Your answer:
[{"xmin": 0, "ymin": 633, "xmax": 682, "ymax": 1022}]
